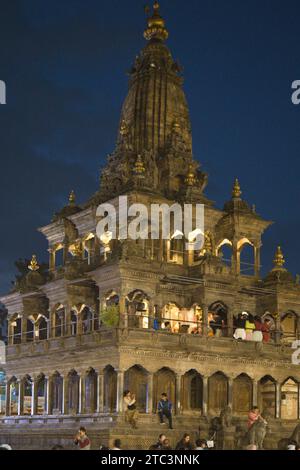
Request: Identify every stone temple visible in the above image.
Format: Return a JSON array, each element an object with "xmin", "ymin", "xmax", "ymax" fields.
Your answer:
[{"xmin": 0, "ymin": 2, "xmax": 300, "ymax": 450}]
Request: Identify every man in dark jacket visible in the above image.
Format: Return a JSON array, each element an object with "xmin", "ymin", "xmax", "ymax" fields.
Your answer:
[{"xmin": 158, "ymin": 393, "xmax": 173, "ymax": 429}]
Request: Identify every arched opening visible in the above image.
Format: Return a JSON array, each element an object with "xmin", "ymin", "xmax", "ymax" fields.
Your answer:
[
  {"xmin": 124, "ymin": 366, "xmax": 149, "ymax": 413},
  {"xmin": 11, "ymin": 315, "xmax": 22, "ymax": 344},
  {"xmin": 51, "ymin": 372, "xmax": 63, "ymax": 415},
  {"xmin": 81, "ymin": 306, "xmax": 95, "ymax": 334},
  {"xmin": 161, "ymin": 303, "xmax": 181, "ymax": 333},
  {"xmin": 153, "ymin": 368, "xmax": 176, "ymax": 412},
  {"xmin": 37, "ymin": 374, "xmax": 46, "ymax": 415},
  {"xmin": 54, "ymin": 305, "xmax": 65, "ymax": 337},
  {"xmin": 0, "ymin": 371, "xmax": 6, "ymax": 415},
  {"xmin": 281, "ymin": 312, "xmax": 298, "ymax": 342},
  {"xmin": 26, "ymin": 319, "xmax": 34, "ymax": 342},
  {"xmin": 182, "ymin": 370, "xmax": 203, "ymax": 413},
  {"xmin": 103, "ymin": 366, "xmax": 117, "ymax": 413},
  {"xmin": 127, "ymin": 291, "xmax": 150, "ymax": 329},
  {"xmin": 68, "ymin": 370, "xmax": 80, "ymax": 415},
  {"xmin": 54, "ymin": 244, "xmax": 64, "ymax": 268},
  {"xmin": 85, "ymin": 369, "xmax": 97, "ymax": 414},
  {"xmin": 208, "ymin": 302, "xmax": 228, "ymax": 338},
  {"xmin": 258, "ymin": 376, "xmax": 276, "ymax": 418},
  {"xmin": 9, "ymin": 377, "xmax": 18, "ymax": 416},
  {"xmin": 23, "ymin": 376, "xmax": 33, "ymax": 415},
  {"xmin": 217, "ymin": 240, "xmax": 232, "ymax": 269},
  {"xmin": 281, "ymin": 378, "xmax": 299, "ymax": 420},
  {"xmin": 208, "ymin": 372, "xmax": 228, "ymax": 415},
  {"xmin": 38, "ymin": 315, "xmax": 48, "ymax": 341},
  {"xmin": 233, "ymin": 374, "xmax": 253, "ymax": 415},
  {"xmin": 238, "ymin": 239, "xmax": 255, "ymax": 276}
]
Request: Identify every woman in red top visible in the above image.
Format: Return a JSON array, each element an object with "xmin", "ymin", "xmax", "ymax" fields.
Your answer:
[{"xmin": 262, "ymin": 319, "xmax": 271, "ymax": 343}]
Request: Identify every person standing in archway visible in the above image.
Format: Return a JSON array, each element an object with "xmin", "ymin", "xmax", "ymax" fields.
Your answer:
[{"xmin": 123, "ymin": 390, "xmax": 138, "ymax": 429}]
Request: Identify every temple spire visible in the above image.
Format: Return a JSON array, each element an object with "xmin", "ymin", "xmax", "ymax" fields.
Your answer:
[
  {"xmin": 272, "ymin": 246, "xmax": 286, "ymax": 271},
  {"xmin": 144, "ymin": 1, "xmax": 169, "ymax": 42},
  {"xmin": 28, "ymin": 255, "xmax": 40, "ymax": 272},
  {"xmin": 232, "ymin": 178, "xmax": 242, "ymax": 199},
  {"xmin": 69, "ymin": 190, "xmax": 76, "ymax": 205}
]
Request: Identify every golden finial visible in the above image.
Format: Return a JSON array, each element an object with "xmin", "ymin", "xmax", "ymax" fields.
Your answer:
[
  {"xmin": 28, "ymin": 255, "xmax": 40, "ymax": 272},
  {"xmin": 69, "ymin": 190, "xmax": 76, "ymax": 205},
  {"xmin": 273, "ymin": 246, "xmax": 285, "ymax": 269},
  {"xmin": 144, "ymin": 1, "xmax": 169, "ymax": 42},
  {"xmin": 232, "ymin": 178, "xmax": 242, "ymax": 199},
  {"xmin": 185, "ymin": 163, "xmax": 196, "ymax": 186},
  {"xmin": 134, "ymin": 154, "xmax": 146, "ymax": 176},
  {"xmin": 120, "ymin": 119, "xmax": 128, "ymax": 136}
]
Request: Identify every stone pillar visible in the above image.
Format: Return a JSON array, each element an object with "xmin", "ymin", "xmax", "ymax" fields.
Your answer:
[
  {"xmin": 5, "ymin": 381, "xmax": 10, "ymax": 416},
  {"xmin": 119, "ymin": 297, "xmax": 127, "ymax": 328},
  {"xmin": 31, "ymin": 377, "xmax": 38, "ymax": 416},
  {"xmin": 202, "ymin": 304, "xmax": 208, "ymax": 337},
  {"xmin": 227, "ymin": 309, "xmax": 234, "ymax": 338},
  {"xmin": 116, "ymin": 370, "xmax": 124, "ymax": 413},
  {"xmin": 252, "ymin": 380, "xmax": 258, "ymax": 407},
  {"xmin": 21, "ymin": 316, "xmax": 27, "ymax": 343},
  {"xmin": 147, "ymin": 373, "xmax": 154, "ymax": 414},
  {"xmin": 228, "ymin": 377, "xmax": 233, "ymax": 409},
  {"xmin": 8, "ymin": 321, "xmax": 14, "ymax": 346},
  {"xmin": 275, "ymin": 382, "xmax": 281, "ymax": 419},
  {"xmin": 65, "ymin": 308, "xmax": 72, "ymax": 336},
  {"xmin": 175, "ymin": 373, "xmax": 183, "ymax": 415},
  {"xmin": 17, "ymin": 379, "xmax": 24, "ymax": 416},
  {"xmin": 78, "ymin": 375, "xmax": 85, "ymax": 414},
  {"xmin": 232, "ymin": 242, "xmax": 239, "ymax": 276},
  {"xmin": 202, "ymin": 376, "xmax": 208, "ymax": 417},
  {"xmin": 48, "ymin": 248, "xmax": 56, "ymax": 271},
  {"xmin": 254, "ymin": 245, "xmax": 261, "ymax": 277},
  {"xmin": 45, "ymin": 376, "xmax": 51, "ymax": 415},
  {"xmin": 62, "ymin": 375, "xmax": 68, "ymax": 415},
  {"xmin": 96, "ymin": 372, "xmax": 104, "ymax": 414}
]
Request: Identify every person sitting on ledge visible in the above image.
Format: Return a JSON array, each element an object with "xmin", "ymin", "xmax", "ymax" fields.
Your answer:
[{"xmin": 158, "ymin": 393, "xmax": 173, "ymax": 429}]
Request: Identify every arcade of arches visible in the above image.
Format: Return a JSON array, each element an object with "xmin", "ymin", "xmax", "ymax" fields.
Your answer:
[{"xmin": 1, "ymin": 367, "xmax": 300, "ymax": 421}]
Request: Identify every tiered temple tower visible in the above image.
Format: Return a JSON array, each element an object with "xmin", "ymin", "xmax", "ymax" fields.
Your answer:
[{"xmin": 0, "ymin": 2, "xmax": 300, "ymax": 450}]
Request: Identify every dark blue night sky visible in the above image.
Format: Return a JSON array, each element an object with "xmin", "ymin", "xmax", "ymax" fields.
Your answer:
[{"xmin": 0, "ymin": 0, "xmax": 299, "ymax": 294}]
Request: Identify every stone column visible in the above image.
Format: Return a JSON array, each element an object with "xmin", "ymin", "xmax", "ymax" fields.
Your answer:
[
  {"xmin": 252, "ymin": 380, "xmax": 258, "ymax": 407},
  {"xmin": 147, "ymin": 373, "xmax": 154, "ymax": 414},
  {"xmin": 275, "ymin": 382, "xmax": 281, "ymax": 419},
  {"xmin": 65, "ymin": 308, "xmax": 72, "ymax": 336},
  {"xmin": 8, "ymin": 321, "xmax": 14, "ymax": 346},
  {"xmin": 96, "ymin": 372, "xmax": 104, "ymax": 414},
  {"xmin": 5, "ymin": 381, "xmax": 10, "ymax": 416},
  {"xmin": 31, "ymin": 377, "xmax": 38, "ymax": 416},
  {"xmin": 45, "ymin": 376, "xmax": 51, "ymax": 415},
  {"xmin": 78, "ymin": 374, "xmax": 85, "ymax": 414},
  {"xmin": 254, "ymin": 245, "xmax": 261, "ymax": 277},
  {"xmin": 116, "ymin": 370, "xmax": 124, "ymax": 413},
  {"xmin": 48, "ymin": 247, "xmax": 56, "ymax": 271},
  {"xmin": 202, "ymin": 376, "xmax": 208, "ymax": 417},
  {"xmin": 17, "ymin": 379, "xmax": 24, "ymax": 416},
  {"xmin": 175, "ymin": 373, "xmax": 183, "ymax": 415},
  {"xmin": 21, "ymin": 316, "xmax": 27, "ymax": 343},
  {"xmin": 119, "ymin": 297, "xmax": 127, "ymax": 328},
  {"xmin": 228, "ymin": 377, "xmax": 233, "ymax": 409},
  {"xmin": 202, "ymin": 304, "xmax": 208, "ymax": 337},
  {"xmin": 62, "ymin": 375, "xmax": 68, "ymax": 415}
]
